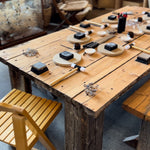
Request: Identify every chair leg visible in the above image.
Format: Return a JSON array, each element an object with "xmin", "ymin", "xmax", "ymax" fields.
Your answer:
[
  {"xmin": 137, "ymin": 120, "xmax": 150, "ymax": 150},
  {"xmin": 54, "ymin": 12, "xmax": 75, "ymax": 31},
  {"xmin": 123, "ymin": 134, "xmax": 139, "ymax": 148},
  {"xmin": 12, "ymin": 114, "xmax": 29, "ymax": 150},
  {"xmin": 26, "ymin": 119, "xmax": 56, "ymax": 150}
]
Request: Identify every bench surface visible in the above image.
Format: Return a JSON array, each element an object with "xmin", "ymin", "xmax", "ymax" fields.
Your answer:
[{"xmin": 123, "ymin": 80, "xmax": 150, "ymax": 121}]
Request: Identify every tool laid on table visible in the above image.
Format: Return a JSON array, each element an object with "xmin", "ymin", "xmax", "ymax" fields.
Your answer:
[
  {"xmin": 125, "ymin": 43, "xmax": 150, "ymax": 54},
  {"xmin": 61, "ymin": 43, "xmax": 84, "ymax": 52},
  {"xmin": 69, "ymin": 25, "xmax": 93, "ymax": 35},
  {"xmin": 84, "ymin": 20, "xmax": 109, "ymax": 29},
  {"xmin": 62, "ymin": 34, "xmax": 115, "ymax": 51},
  {"xmin": 83, "ymin": 34, "xmax": 115, "ymax": 48},
  {"xmin": 50, "ymin": 63, "xmax": 85, "ymax": 86}
]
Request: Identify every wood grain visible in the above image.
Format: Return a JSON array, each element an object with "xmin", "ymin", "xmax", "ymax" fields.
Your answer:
[
  {"xmin": 0, "ymin": 89, "xmax": 62, "ymax": 149},
  {"xmin": 1, "ymin": 6, "xmax": 150, "ymax": 150}
]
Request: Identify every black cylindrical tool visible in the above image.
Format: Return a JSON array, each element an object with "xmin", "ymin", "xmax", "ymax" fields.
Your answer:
[
  {"xmin": 74, "ymin": 43, "xmax": 81, "ymax": 50},
  {"xmin": 117, "ymin": 13, "xmax": 127, "ymax": 33}
]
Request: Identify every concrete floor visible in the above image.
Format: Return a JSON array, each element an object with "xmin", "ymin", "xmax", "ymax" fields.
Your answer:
[{"xmin": 0, "ymin": 7, "xmax": 149, "ymax": 150}]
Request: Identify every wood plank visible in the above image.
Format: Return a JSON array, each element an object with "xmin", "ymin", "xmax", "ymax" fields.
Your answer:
[
  {"xmin": 25, "ymin": 96, "xmax": 42, "ymax": 112},
  {"xmin": 0, "ymin": 113, "xmax": 12, "ymax": 131},
  {"xmin": 0, "ymin": 91, "xmax": 32, "ymax": 126},
  {"xmin": 16, "ymin": 93, "xmax": 33, "ymax": 106},
  {"xmin": 122, "ymin": 94, "xmax": 147, "ymax": 119},
  {"xmin": 2, "ymin": 89, "xmax": 21, "ymax": 103},
  {"xmin": 0, "ymin": 92, "xmax": 40, "ymax": 143},
  {"xmin": 3, "ymin": 128, "xmax": 15, "ymax": 144},
  {"xmin": 74, "ymin": 52, "xmax": 150, "ymax": 116},
  {"xmin": 0, "ymin": 91, "xmax": 60, "ymax": 150},
  {"xmin": 0, "ymin": 89, "xmax": 16, "ymax": 102},
  {"xmin": 36, "ymin": 101, "xmax": 56, "ymax": 126},
  {"xmin": 122, "ymin": 79, "xmax": 150, "ymax": 120},
  {"xmin": 8, "ymin": 97, "xmax": 51, "ymax": 147},
  {"xmin": 7, "ymin": 91, "xmax": 27, "ymax": 105},
  {"xmin": 9, "ymin": 66, "xmax": 31, "ymax": 92},
  {"xmin": 5, "ymin": 7, "xmax": 146, "ymax": 85},
  {"xmin": 123, "ymin": 94, "xmax": 149, "ymax": 119},
  {"xmin": 135, "ymin": 79, "xmax": 150, "ymax": 96},
  {"xmin": 27, "ymin": 134, "xmax": 37, "ymax": 148},
  {"xmin": 0, "ymin": 28, "xmax": 73, "ymax": 63},
  {"xmin": 1, "ymin": 95, "xmax": 44, "ymax": 142},
  {"xmin": 12, "ymin": 114, "xmax": 28, "ymax": 150},
  {"xmin": 0, "ymin": 123, "xmax": 13, "ymax": 140},
  {"xmin": 53, "ymin": 34, "xmax": 150, "ymax": 98},
  {"xmin": 0, "ymin": 7, "xmax": 148, "ymax": 91},
  {"xmin": 39, "ymin": 102, "xmax": 62, "ymax": 131},
  {"xmin": 135, "ymin": 95, "xmax": 150, "ymax": 117},
  {"xmin": 65, "ymin": 100, "xmax": 104, "ymax": 150},
  {"xmin": 32, "ymin": 100, "xmax": 52, "ymax": 121},
  {"xmin": 29, "ymin": 98, "xmax": 47, "ymax": 116}
]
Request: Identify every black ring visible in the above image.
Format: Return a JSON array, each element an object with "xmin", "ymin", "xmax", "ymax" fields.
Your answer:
[{"xmin": 74, "ymin": 64, "xmax": 81, "ymax": 71}]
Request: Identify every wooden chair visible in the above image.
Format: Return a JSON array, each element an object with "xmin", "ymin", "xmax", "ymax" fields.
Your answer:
[
  {"xmin": 52, "ymin": 0, "xmax": 92, "ymax": 26},
  {"xmin": 0, "ymin": 89, "xmax": 62, "ymax": 150},
  {"xmin": 122, "ymin": 79, "xmax": 150, "ymax": 150}
]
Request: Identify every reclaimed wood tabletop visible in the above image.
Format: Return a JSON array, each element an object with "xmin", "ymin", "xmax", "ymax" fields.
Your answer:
[{"xmin": 1, "ymin": 6, "xmax": 150, "ymax": 150}]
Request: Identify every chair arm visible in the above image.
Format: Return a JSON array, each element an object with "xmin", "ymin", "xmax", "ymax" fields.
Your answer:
[{"xmin": 0, "ymin": 102, "xmax": 24, "ymax": 115}]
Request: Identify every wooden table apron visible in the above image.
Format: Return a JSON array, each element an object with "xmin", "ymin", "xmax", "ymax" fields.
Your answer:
[{"xmin": 1, "ymin": 6, "xmax": 150, "ymax": 150}]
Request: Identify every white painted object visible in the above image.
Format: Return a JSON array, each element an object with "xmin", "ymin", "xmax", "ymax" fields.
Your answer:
[
  {"xmin": 84, "ymin": 48, "xmax": 96, "ymax": 55},
  {"xmin": 110, "ymin": 24, "xmax": 118, "ymax": 29},
  {"xmin": 126, "ymin": 11, "xmax": 134, "ymax": 15},
  {"xmin": 133, "ymin": 30, "xmax": 143, "ymax": 35},
  {"xmin": 121, "ymin": 35, "xmax": 132, "ymax": 42},
  {"xmin": 71, "ymin": 63, "xmax": 85, "ymax": 71},
  {"xmin": 97, "ymin": 31, "xmax": 107, "ymax": 37}
]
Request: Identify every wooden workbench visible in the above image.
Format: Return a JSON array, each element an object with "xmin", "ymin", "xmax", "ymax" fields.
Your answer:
[{"xmin": 1, "ymin": 6, "xmax": 150, "ymax": 150}]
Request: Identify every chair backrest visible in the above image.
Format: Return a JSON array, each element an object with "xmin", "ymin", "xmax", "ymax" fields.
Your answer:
[
  {"xmin": 52, "ymin": 0, "xmax": 92, "ymax": 25},
  {"xmin": 52, "ymin": 0, "xmax": 73, "ymax": 25},
  {"xmin": 0, "ymin": 89, "xmax": 62, "ymax": 150}
]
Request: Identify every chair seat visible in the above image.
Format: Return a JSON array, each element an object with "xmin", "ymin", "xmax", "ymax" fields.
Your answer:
[
  {"xmin": 59, "ymin": 1, "xmax": 88, "ymax": 11},
  {"xmin": 0, "ymin": 89, "xmax": 62, "ymax": 149},
  {"xmin": 122, "ymin": 79, "xmax": 150, "ymax": 121}
]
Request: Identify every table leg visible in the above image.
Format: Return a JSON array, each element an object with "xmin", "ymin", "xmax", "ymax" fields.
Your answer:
[
  {"xmin": 9, "ymin": 67, "xmax": 32, "ymax": 93},
  {"xmin": 115, "ymin": 0, "xmax": 122, "ymax": 9},
  {"xmin": 137, "ymin": 120, "xmax": 150, "ymax": 150},
  {"xmin": 143, "ymin": 0, "xmax": 148, "ymax": 7},
  {"xmin": 65, "ymin": 100, "xmax": 104, "ymax": 150}
]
